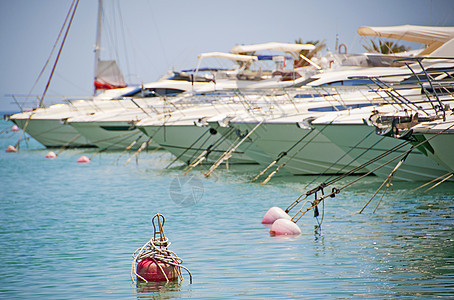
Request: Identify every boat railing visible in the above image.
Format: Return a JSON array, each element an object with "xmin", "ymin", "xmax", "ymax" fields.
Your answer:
[
  {"xmin": 5, "ymin": 94, "xmax": 95, "ymax": 112},
  {"xmin": 347, "ymin": 57, "xmax": 454, "ymax": 120}
]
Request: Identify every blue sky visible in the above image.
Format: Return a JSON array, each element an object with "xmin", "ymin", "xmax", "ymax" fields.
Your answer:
[{"xmin": 1, "ymin": 0, "xmax": 453, "ymax": 111}]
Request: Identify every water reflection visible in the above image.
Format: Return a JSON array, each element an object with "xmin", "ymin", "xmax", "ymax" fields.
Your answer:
[{"xmin": 135, "ymin": 280, "xmax": 181, "ymax": 299}]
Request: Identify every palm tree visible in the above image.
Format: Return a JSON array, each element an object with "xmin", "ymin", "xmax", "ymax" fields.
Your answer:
[
  {"xmin": 363, "ymin": 40, "xmax": 411, "ymax": 54},
  {"xmin": 294, "ymin": 39, "xmax": 326, "ymax": 68}
]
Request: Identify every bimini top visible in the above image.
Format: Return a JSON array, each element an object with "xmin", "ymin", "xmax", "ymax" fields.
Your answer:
[
  {"xmin": 197, "ymin": 52, "xmax": 258, "ymax": 62},
  {"xmin": 231, "ymin": 42, "xmax": 315, "ymax": 54},
  {"xmin": 357, "ymin": 25, "xmax": 454, "ymax": 45}
]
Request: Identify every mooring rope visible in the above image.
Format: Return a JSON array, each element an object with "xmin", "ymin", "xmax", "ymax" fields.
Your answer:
[
  {"xmin": 424, "ymin": 173, "xmax": 453, "ymax": 192},
  {"xmin": 204, "ymin": 120, "xmax": 263, "ymax": 177},
  {"xmin": 114, "ymin": 134, "xmax": 146, "ymax": 164},
  {"xmin": 131, "ymin": 236, "xmax": 192, "ymax": 284},
  {"xmin": 131, "ymin": 214, "xmax": 192, "ymax": 284},
  {"xmin": 184, "ymin": 127, "xmax": 237, "ymax": 174},
  {"xmin": 288, "ymin": 121, "xmax": 454, "ymax": 223},
  {"xmin": 410, "ymin": 172, "xmax": 453, "ymax": 193},
  {"xmin": 359, "ymin": 152, "xmax": 410, "ymax": 214},
  {"xmin": 124, "ymin": 137, "xmax": 153, "ymax": 166},
  {"xmin": 165, "ymin": 128, "xmax": 211, "ymax": 169},
  {"xmin": 259, "ymin": 120, "xmax": 337, "ymax": 185},
  {"xmin": 250, "ymin": 124, "xmax": 315, "ymax": 183}
]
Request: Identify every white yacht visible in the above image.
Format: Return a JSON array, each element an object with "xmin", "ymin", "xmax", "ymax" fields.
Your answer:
[
  {"xmin": 212, "ymin": 88, "xmax": 393, "ymax": 175},
  {"xmin": 8, "ymin": 78, "xmax": 203, "ymax": 148},
  {"xmin": 68, "ymin": 43, "xmax": 314, "ymax": 150},
  {"xmin": 311, "ymin": 101, "xmax": 453, "ymax": 181},
  {"xmin": 199, "ymin": 25, "xmax": 454, "ymax": 178},
  {"xmin": 11, "ymin": 42, "xmax": 314, "ymax": 149},
  {"xmin": 65, "ymin": 43, "xmax": 318, "ymax": 150},
  {"xmin": 8, "ymin": 88, "xmax": 137, "ymax": 147},
  {"xmin": 311, "ymin": 54, "xmax": 454, "ymax": 181},
  {"xmin": 135, "ymin": 96, "xmax": 267, "ymax": 165}
]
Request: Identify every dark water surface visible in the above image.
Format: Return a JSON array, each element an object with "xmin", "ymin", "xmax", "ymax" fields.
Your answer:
[{"xmin": 1, "ymin": 119, "xmax": 453, "ymax": 299}]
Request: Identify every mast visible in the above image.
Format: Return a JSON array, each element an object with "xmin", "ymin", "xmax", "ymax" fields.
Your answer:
[
  {"xmin": 94, "ymin": 0, "xmax": 102, "ymax": 95},
  {"xmin": 92, "ymin": 0, "xmax": 127, "ymax": 93}
]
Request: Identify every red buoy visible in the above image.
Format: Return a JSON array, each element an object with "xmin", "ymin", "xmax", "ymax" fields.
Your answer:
[
  {"xmin": 262, "ymin": 206, "xmax": 291, "ymax": 224},
  {"xmin": 6, "ymin": 145, "xmax": 17, "ymax": 153},
  {"xmin": 136, "ymin": 258, "xmax": 179, "ymax": 282},
  {"xmin": 45, "ymin": 151, "xmax": 57, "ymax": 159},
  {"xmin": 269, "ymin": 219, "xmax": 301, "ymax": 236},
  {"xmin": 77, "ymin": 155, "xmax": 90, "ymax": 163},
  {"xmin": 11, "ymin": 125, "xmax": 19, "ymax": 132}
]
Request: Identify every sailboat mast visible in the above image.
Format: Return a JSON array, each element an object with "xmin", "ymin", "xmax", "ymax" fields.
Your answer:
[{"xmin": 94, "ymin": 0, "xmax": 102, "ymax": 95}]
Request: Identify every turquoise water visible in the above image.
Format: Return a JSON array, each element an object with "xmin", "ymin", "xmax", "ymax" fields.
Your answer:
[{"xmin": 1, "ymin": 118, "xmax": 453, "ymax": 299}]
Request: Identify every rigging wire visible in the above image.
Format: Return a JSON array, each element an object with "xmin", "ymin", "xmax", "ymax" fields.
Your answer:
[
  {"xmin": 39, "ymin": 0, "xmax": 79, "ymax": 108},
  {"xmin": 287, "ymin": 121, "xmax": 454, "ymax": 224},
  {"xmin": 24, "ymin": 0, "xmax": 77, "ymax": 111},
  {"xmin": 13, "ymin": 0, "xmax": 79, "ymax": 151}
]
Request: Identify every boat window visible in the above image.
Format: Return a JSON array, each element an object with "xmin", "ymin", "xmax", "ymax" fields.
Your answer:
[
  {"xmin": 165, "ymin": 88, "xmax": 185, "ymax": 96},
  {"xmin": 308, "ymin": 103, "xmax": 374, "ymax": 112},
  {"xmin": 126, "ymin": 88, "xmax": 185, "ymax": 98},
  {"xmin": 115, "ymin": 87, "xmax": 141, "ymax": 98},
  {"xmin": 319, "ymin": 79, "xmax": 374, "ymax": 87},
  {"xmin": 320, "ymin": 81, "xmax": 343, "ymax": 86},
  {"xmin": 168, "ymin": 71, "xmax": 215, "ymax": 82},
  {"xmin": 294, "ymin": 93, "xmax": 330, "ymax": 99}
]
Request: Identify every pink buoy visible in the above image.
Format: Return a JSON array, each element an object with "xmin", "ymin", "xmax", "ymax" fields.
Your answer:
[
  {"xmin": 262, "ymin": 206, "xmax": 291, "ymax": 224},
  {"xmin": 45, "ymin": 151, "xmax": 57, "ymax": 159},
  {"xmin": 11, "ymin": 125, "xmax": 19, "ymax": 132},
  {"xmin": 136, "ymin": 258, "xmax": 179, "ymax": 282},
  {"xmin": 5, "ymin": 145, "xmax": 17, "ymax": 153},
  {"xmin": 269, "ymin": 219, "xmax": 301, "ymax": 236},
  {"xmin": 77, "ymin": 155, "xmax": 90, "ymax": 163}
]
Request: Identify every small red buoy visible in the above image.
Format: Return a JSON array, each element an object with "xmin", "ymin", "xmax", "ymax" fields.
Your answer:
[
  {"xmin": 77, "ymin": 155, "xmax": 90, "ymax": 163},
  {"xmin": 136, "ymin": 258, "xmax": 179, "ymax": 282},
  {"xmin": 5, "ymin": 145, "xmax": 17, "ymax": 153},
  {"xmin": 45, "ymin": 151, "xmax": 57, "ymax": 159},
  {"xmin": 262, "ymin": 207, "xmax": 291, "ymax": 224},
  {"xmin": 11, "ymin": 125, "xmax": 19, "ymax": 132},
  {"xmin": 269, "ymin": 219, "xmax": 301, "ymax": 236}
]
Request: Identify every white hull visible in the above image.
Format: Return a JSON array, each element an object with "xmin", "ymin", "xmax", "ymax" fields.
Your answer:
[
  {"xmin": 231, "ymin": 122, "xmax": 368, "ymax": 175},
  {"xmin": 314, "ymin": 123, "xmax": 450, "ymax": 181},
  {"xmin": 11, "ymin": 118, "xmax": 92, "ymax": 147},
  {"xmin": 69, "ymin": 120, "xmax": 158, "ymax": 150},
  {"xmin": 140, "ymin": 124, "xmax": 256, "ymax": 165},
  {"xmin": 209, "ymin": 124, "xmax": 277, "ymax": 167},
  {"xmin": 423, "ymin": 133, "xmax": 454, "ymax": 173},
  {"xmin": 8, "ymin": 99, "xmax": 128, "ymax": 147}
]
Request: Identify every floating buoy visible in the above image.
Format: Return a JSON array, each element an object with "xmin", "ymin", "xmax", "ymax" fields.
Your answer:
[
  {"xmin": 132, "ymin": 213, "xmax": 192, "ymax": 284},
  {"xmin": 269, "ymin": 219, "xmax": 301, "ymax": 236},
  {"xmin": 11, "ymin": 125, "xmax": 19, "ymax": 132},
  {"xmin": 77, "ymin": 155, "xmax": 90, "ymax": 163},
  {"xmin": 136, "ymin": 258, "xmax": 179, "ymax": 282},
  {"xmin": 45, "ymin": 151, "xmax": 57, "ymax": 159},
  {"xmin": 5, "ymin": 145, "xmax": 17, "ymax": 153},
  {"xmin": 262, "ymin": 206, "xmax": 291, "ymax": 224}
]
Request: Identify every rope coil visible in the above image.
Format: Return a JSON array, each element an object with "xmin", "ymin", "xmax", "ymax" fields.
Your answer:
[{"xmin": 131, "ymin": 214, "xmax": 192, "ymax": 284}]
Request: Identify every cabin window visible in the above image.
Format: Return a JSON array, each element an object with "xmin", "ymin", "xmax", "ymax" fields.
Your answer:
[
  {"xmin": 308, "ymin": 103, "xmax": 374, "ymax": 112},
  {"xmin": 319, "ymin": 79, "xmax": 374, "ymax": 86}
]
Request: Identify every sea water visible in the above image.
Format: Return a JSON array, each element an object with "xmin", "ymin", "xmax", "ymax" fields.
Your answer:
[{"xmin": 0, "ymin": 117, "xmax": 453, "ymax": 299}]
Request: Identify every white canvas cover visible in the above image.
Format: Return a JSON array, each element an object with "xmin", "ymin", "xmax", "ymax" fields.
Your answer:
[
  {"xmin": 231, "ymin": 42, "xmax": 315, "ymax": 53},
  {"xmin": 95, "ymin": 60, "xmax": 126, "ymax": 89},
  {"xmin": 357, "ymin": 25, "xmax": 454, "ymax": 45},
  {"xmin": 198, "ymin": 52, "xmax": 258, "ymax": 62}
]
